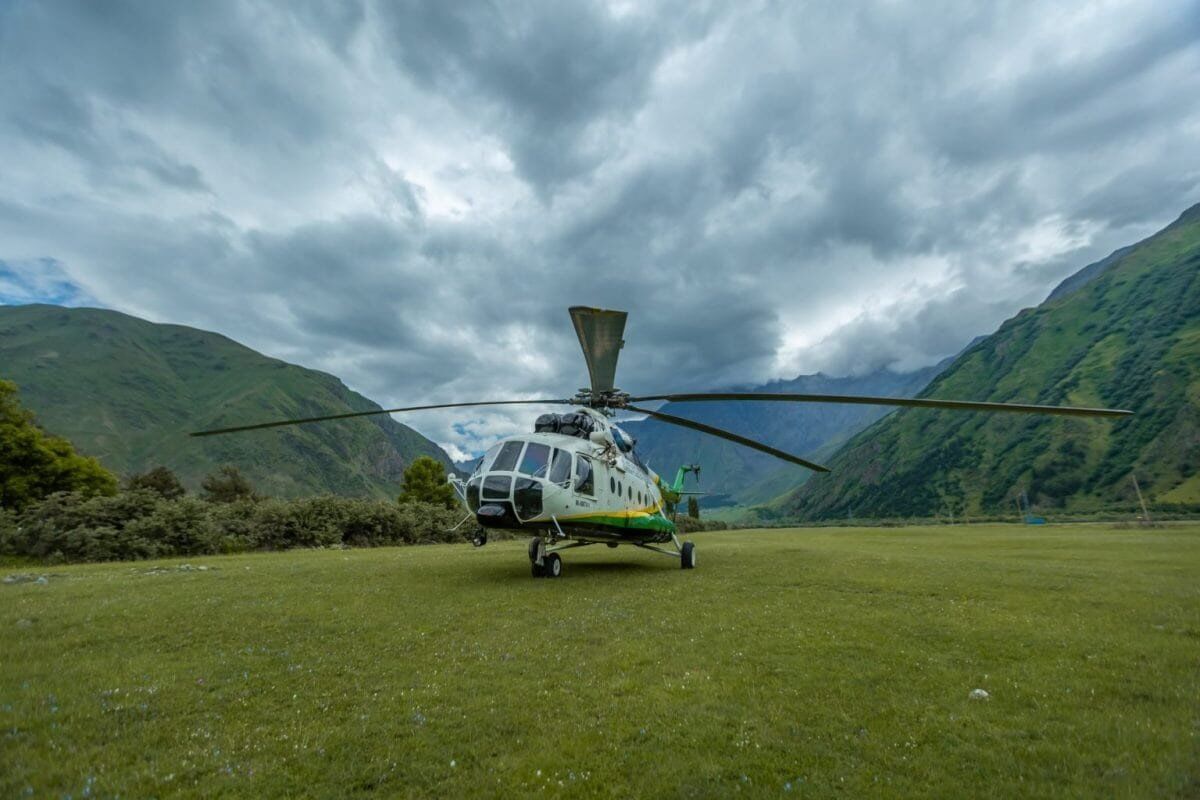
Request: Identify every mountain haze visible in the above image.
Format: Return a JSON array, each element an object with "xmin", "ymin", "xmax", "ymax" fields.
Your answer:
[
  {"xmin": 786, "ymin": 204, "xmax": 1200, "ymax": 519},
  {"xmin": 623, "ymin": 362, "xmax": 950, "ymax": 506},
  {"xmin": 0, "ymin": 305, "xmax": 455, "ymax": 498}
]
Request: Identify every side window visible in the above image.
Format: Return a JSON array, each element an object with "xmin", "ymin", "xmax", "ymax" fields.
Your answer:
[
  {"xmin": 548, "ymin": 448, "xmax": 571, "ymax": 484},
  {"xmin": 609, "ymin": 476, "xmax": 616, "ymax": 494},
  {"xmin": 574, "ymin": 455, "xmax": 594, "ymax": 496}
]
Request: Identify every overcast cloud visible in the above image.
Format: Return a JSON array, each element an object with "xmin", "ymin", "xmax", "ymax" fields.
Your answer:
[{"xmin": 2, "ymin": 0, "xmax": 1198, "ymax": 459}]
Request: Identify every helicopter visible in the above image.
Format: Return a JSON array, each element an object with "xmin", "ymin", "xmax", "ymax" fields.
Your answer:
[{"xmin": 191, "ymin": 306, "xmax": 1132, "ymax": 578}]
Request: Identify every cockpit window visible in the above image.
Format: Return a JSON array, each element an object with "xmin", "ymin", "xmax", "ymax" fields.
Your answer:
[
  {"xmin": 548, "ymin": 448, "xmax": 571, "ymax": 483},
  {"xmin": 479, "ymin": 442, "xmax": 503, "ymax": 474},
  {"xmin": 519, "ymin": 443, "xmax": 551, "ymax": 477},
  {"xmin": 491, "ymin": 440, "xmax": 523, "ymax": 472}
]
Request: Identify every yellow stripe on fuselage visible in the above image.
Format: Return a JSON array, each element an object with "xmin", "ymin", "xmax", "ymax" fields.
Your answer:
[{"xmin": 556, "ymin": 503, "xmax": 664, "ymax": 522}]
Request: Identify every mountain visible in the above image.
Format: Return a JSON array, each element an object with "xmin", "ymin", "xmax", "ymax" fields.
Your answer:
[
  {"xmin": 785, "ymin": 204, "xmax": 1200, "ymax": 519},
  {"xmin": 0, "ymin": 304, "xmax": 456, "ymax": 498},
  {"xmin": 622, "ymin": 362, "xmax": 951, "ymax": 506},
  {"xmin": 455, "ymin": 457, "xmax": 483, "ymax": 474}
]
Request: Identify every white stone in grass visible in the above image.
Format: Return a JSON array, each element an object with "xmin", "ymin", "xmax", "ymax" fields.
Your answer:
[{"xmin": 969, "ymin": 688, "xmax": 990, "ymax": 701}]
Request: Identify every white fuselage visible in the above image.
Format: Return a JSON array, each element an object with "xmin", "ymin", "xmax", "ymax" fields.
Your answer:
[{"xmin": 460, "ymin": 407, "xmax": 677, "ymax": 543}]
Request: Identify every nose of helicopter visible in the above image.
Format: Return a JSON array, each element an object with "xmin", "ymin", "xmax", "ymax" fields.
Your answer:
[
  {"xmin": 475, "ymin": 503, "xmax": 515, "ymax": 528},
  {"xmin": 467, "ymin": 471, "xmax": 543, "ymax": 528}
]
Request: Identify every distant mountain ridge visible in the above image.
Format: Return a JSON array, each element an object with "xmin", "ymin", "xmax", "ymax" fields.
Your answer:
[
  {"xmin": 785, "ymin": 203, "xmax": 1200, "ymax": 519},
  {"xmin": 623, "ymin": 360, "xmax": 952, "ymax": 506},
  {"xmin": 0, "ymin": 304, "xmax": 456, "ymax": 498}
]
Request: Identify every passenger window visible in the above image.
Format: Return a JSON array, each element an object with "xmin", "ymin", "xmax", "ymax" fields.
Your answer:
[
  {"xmin": 610, "ymin": 476, "xmax": 616, "ymax": 494},
  {"xmin": 491, "ymin": 440, "xmax": 523, "ymax": 472},
  {"xmin": 519, "ymin": 442, "xmax": 551, "ymax": 477},
  {"xmin": 548, "ymin": 448, "xmax": 571, "ymax": 483},
  {"xmin": 574, "ymin": 455, "xmax": 594, "ymax": 496}
]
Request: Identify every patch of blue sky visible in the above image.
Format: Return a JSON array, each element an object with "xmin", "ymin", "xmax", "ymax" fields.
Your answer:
[
  {"xmin": 0, "ymin": 258, "xmax": 98, "ymax": 307},
  {"xmin": 450, "ymin": 419, "xmax": 493, "ymax": 459}
]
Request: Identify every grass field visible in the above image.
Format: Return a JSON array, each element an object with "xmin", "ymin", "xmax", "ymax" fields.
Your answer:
[{"xmin": 3, "ymin": 524, "xmax": 1198, "ymax": 797}]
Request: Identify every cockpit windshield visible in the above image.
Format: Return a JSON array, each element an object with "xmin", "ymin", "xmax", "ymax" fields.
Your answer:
[
  {"xmin": 476, "ymin": 442, "xmax": 503, "ymax": 476},
  {"xmin": 519, "ymin": 443, "xmax": 551, "ymax": 477},
  {"xmin": 490, "ymin": 440, "xmax": 523, "ymax": 472}
]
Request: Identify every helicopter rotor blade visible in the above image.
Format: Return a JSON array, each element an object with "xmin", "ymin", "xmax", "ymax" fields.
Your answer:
[
  {"xmin": 189, "ymin": 398, "xmax": 572, "ymax": 437},
  {"xmin": 627, "ymin": 392, "xmax": 1133, "ymax": 418},
  {"xmin": 624, "ymin": 403, "xmax": 830, "ymax": 472},
  {"xmin": 569, "ymin": 306, "xmax": 627, "ymax": 395}
]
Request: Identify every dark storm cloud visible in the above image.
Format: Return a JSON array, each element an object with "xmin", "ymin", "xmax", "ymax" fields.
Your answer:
[
  {"xmin": 375, "ymin": 1, "xmax": 714, "ymax": 192},
  {"xmin": 1, "ymin": 0, "xmax": 1199, "ymax": 454}
]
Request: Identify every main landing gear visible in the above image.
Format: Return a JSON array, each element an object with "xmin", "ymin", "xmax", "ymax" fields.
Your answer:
[
  {"xmin": 680, "ymin": 540, "xmax": 696, "ymax": 570},
  {"xmin": 528, "ymin": 534, "xmax": 697, "ymax": 577},
  {"xmin": 529, "ymin": 537, "xmax": 564, "ymax": 578}
]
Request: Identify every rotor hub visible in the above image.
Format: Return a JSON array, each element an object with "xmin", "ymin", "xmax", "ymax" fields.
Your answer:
[{"xmin": 570, "ymin": 388, "xmax": 630, "ymax": 413}]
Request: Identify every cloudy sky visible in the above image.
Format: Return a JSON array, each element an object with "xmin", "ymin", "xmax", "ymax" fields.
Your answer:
[{"xmin": 2, "ymin": 0, "xmax": 1198, "ymax": 459}]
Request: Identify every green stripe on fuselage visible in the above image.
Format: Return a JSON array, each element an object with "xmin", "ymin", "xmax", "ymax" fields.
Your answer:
[{"xmin": 557, "ymin": 508, "xmax": 677, "ymax": 536}]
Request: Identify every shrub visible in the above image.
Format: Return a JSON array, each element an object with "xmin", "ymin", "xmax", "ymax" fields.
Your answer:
[
  {"xmin": 124, "ymin": 497, "xmax": 221, "ymax": 556},
  {"xmin": 674, "ymin": 515, "xmax": 729, "ymax": 534},
  {"xmin": 340, "ymin": 499, "xmax": 412, "ymax": 547},
  {"xmin": 0, "ymin": 506, "xmax": 17, "ymax": 555},
  {"xmin": 5, "ymin": 487, "xmax": 475, "ymax": 564},
  {"xmin": 12, "ymin": 490, "xmax": 163, "ymax": 562},
  {"xmin": 125, "ymin": 466, "xmax": 187, "ymax": 499},
  {"xmin": 201, "ymin": 465, "xmax": 258, "ymax": 504}
]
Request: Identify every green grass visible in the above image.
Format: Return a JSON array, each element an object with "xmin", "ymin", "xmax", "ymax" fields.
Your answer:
[{"xmin": 3, "ymin": 525, "xmax": 1198, "ymax": 797}]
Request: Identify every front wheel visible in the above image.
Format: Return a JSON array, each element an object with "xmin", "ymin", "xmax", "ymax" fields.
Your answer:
[
  {"xmin": 680, "ymin": 541, "xmax": 696, "ymax": 570},
  {"xmin": 529, "ymin": 537, "xmax": 545, "ymax": 577},
  {"xmin": 544, "ymin": 552, "xmax": 563, "ymax": 578}
]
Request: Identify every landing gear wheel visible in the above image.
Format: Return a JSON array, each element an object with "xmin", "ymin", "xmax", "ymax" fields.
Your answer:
[
  {"xmin": 543, "ymin": 552, "xmax": 563, "ymax": 578},
  {"xmin": 471, "ymin": 529, "xmax": 488, "ymax": 547},
  {"xmin": 606, "ymin": 542, "xmax": 619, "ymax": 549},
  {"xmin": 529, "ymin": 537, "xmax": 545, "ymax": 578},
  {"xmin": 680, "ymin": 541, "xmax": 696, "ymax": 570}
]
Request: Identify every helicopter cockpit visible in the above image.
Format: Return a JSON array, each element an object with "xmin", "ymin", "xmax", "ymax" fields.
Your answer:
[{"xmin": 466, "ymin": 436, "xmax": 592, "ymax": 528}]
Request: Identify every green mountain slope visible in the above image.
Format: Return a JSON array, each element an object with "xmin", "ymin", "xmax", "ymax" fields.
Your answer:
[
  {"xmin": 623, "ymin": 363, "xmax": 949, "ymax": 506},
  {"xmin": 0, "ymin": 304, "xmax": 455, "ymax": 498},
  {"xmin": 785, "ymin": 204, "xmax": 1200, "ymax": 519}
]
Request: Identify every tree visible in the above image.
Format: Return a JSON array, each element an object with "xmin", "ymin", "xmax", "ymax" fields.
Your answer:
[
  {"xmin": 0, "ymin": 379, "xmax": 117, "ymax": 510},
  {"xmin": 125, "ymin": 465, "xmax": 186, "ymax": 499},
  {"xmin": 201, "ymin": 465, "xmax": 258, "ymax": 503},
  {"xmin": 687, "ymin": 496, "xmax": 700, "ymax": 519},
  {"xmin": 397, "ymin": 456, "xmax": 458, "ymax": 510}
]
